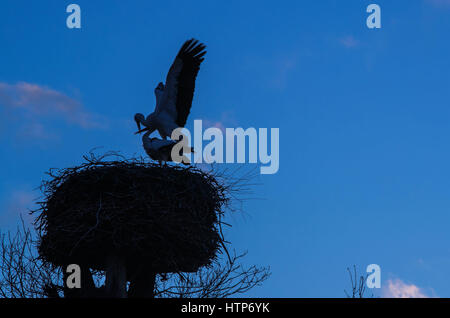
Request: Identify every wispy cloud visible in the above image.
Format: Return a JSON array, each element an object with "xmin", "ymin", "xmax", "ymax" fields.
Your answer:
[
  {"xmin": 0, "ymin": 189, "xmax": 37, "ymax": 225},
  {"xmin": 17, "ymin": 122, "xmax": 57, "ymax": 140},
  {"xmin": 339, "ymin": 35, "xmax": 359, "ymax": 48},
  {"xmin": 382, "ymin": 279, "xmax": 432, "ymax": 298},
  {"xmin": 426, "ymin": 0, "xmax": 450, "ymax": 8},
  {"xmin": 270, "ymin": 54, "xmax": 299, "ymax": 89},
  {"xmin": 203, "ymin": 119, "xmax": 226, "ymax": 132},
  {"xmin": 203, "ymin": 111, "xmax": 238, "ymax": 133},
  {"xmin": 0, "ymin": 82, "xmax": 106, "ymax": 139}
]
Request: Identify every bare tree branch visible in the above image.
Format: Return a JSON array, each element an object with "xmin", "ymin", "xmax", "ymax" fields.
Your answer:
[
  {"xmin": 0, "ymin": 218, "xmax": 63, "ymax": 298},
  {"xmin": 344, "ymin": 265, "xmax": 372, "ymax": 298}
]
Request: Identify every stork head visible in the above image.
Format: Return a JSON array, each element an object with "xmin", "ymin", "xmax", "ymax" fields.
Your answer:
[
  {"xmin": 134, "ymin": 113, "xmax": 156, "ymax": 135},
  {"xmin": 134, "ymin": 113, "xmax": 145, "ymax": 133}
]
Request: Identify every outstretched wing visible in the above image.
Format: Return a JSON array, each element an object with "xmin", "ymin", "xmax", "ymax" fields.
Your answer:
[{"xmin": 163, "ymin": 39, "xmax": 206, "ymax": 127}]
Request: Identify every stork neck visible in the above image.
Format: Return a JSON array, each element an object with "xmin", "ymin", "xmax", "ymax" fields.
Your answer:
[{"xmin": 143, "ymin": 130, "xmax": 151, "ymax": 139}]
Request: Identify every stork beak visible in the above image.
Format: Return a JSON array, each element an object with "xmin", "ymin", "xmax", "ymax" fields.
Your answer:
[
  {"xmin": 134, "ymin": 127, "xmax": 150, "ymax": 135},
  {"xmin": 134, "ymin": 119, "xmax": 142, "ymax": 134}
]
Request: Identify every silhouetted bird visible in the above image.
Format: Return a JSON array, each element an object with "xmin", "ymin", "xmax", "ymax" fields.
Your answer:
[
  {"xmin": 134, "ymin": 38, "xmax": 206, "ymax": 139},
  {"xmin": 142, "ymin": 131, "xmax": 193, "ymax": 165}
]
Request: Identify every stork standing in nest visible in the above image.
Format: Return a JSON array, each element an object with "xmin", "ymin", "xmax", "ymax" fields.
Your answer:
[
  {"xmin": 142, "ymin": 130, "xmax": 194, "ymax": 165},
  {"xmin": 134, "ymin": 39, "xmax": 206, "ymax": 140}
]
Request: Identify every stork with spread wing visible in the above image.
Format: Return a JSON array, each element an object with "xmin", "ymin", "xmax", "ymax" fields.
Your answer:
[{"xmin": 134, "ymin": 39, "xmax": 206, "ymax": 139}]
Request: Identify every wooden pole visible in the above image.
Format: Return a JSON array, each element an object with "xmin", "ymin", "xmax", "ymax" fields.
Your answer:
[
  {"xmin": 105, "ymin": 254, "xmax": 127, "ymax": 298},
  {"xmin": 128, "ymin": 265, "xmax": 156, "ymax": 298}
]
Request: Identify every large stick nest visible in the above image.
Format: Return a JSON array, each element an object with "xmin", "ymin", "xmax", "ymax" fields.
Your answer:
[{"xmin": 34, "ymin": 153, "xmax": 230, "ymax": 274}]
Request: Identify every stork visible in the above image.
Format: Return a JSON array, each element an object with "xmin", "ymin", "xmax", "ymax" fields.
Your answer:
[
  {"xmin": 142, "ymin": 131, "xmax": 194, "ymax": 165},
  {"xmin": 134, "ymin": 38, "xmax": 206, "ymax": 140}
]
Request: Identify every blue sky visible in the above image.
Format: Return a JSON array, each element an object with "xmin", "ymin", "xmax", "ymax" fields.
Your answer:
[{"xmin": 1, "ymin": 0, "xmax": 450, "ymax": 297}]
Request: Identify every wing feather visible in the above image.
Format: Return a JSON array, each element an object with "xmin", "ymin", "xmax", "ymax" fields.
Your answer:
[{"xmin": 163, "ymin": 39, "xmax": 206, "ymax": 127}]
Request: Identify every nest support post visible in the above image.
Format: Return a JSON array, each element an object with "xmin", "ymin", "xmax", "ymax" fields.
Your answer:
[
  {"xmin": 128, "ymin": 267, "xmax": 156, "ymax": 298},
  {"xmin": 105, "ymin": 254, "xmax": 127, "ymax": 298}
]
